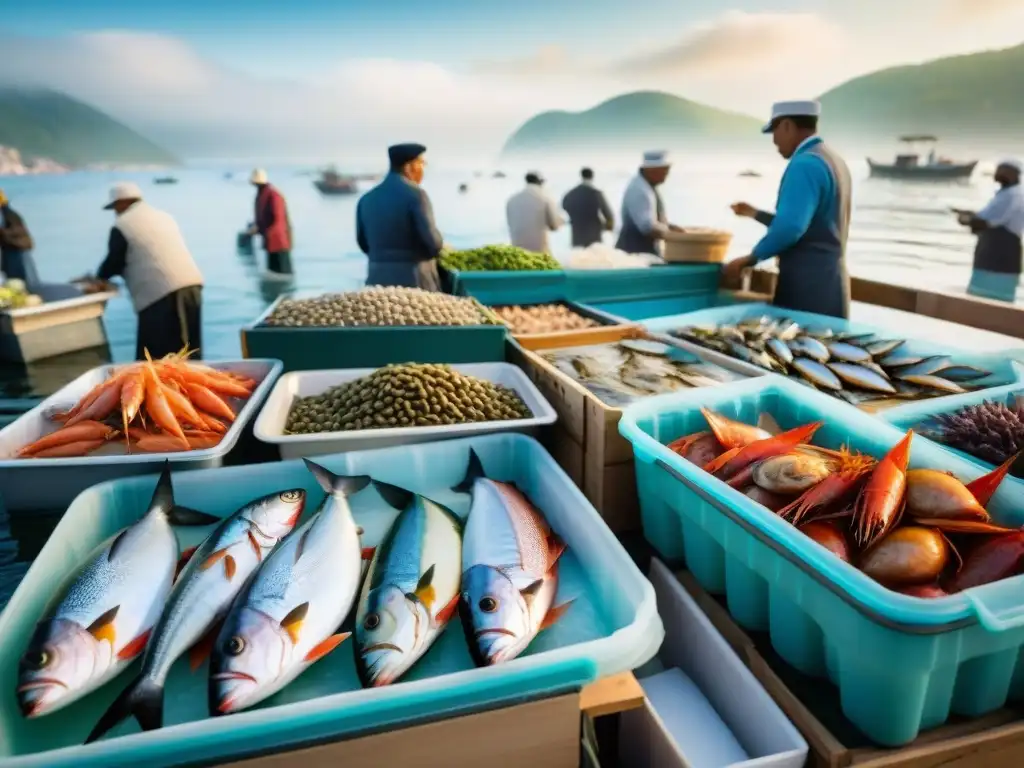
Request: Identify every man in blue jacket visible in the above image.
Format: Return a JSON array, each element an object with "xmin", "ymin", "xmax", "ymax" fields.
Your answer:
[
  {"xmin": 356, "ymin": 143, "xmax": 445, "ymax": 290},
  {"xmin": 724, "ymin": 100, "xmax": 852, "ymax": 319}
]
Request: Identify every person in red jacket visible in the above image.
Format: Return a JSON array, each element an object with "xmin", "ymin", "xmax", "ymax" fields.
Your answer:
[{"xmin": 249, "ymin": 169, "xmax": 293, "ymax": 275}]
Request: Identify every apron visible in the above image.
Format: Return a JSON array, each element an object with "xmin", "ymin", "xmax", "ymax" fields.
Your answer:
[
  {"xmin": 968, "ymin": 227, "xmax": 1022, "ymax": 302},
  {"xmin": 615, "ymin": 182, "xmax": 665, "ymax": 255}
]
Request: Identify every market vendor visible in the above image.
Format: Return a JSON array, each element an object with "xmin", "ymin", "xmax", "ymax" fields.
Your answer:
[
  {"xmin": 0, "ymin": 189, "xmax": 39, "ymax": 290},
  {"xmin": 356, "ymin": 143, "xmax": 444, "ymax": 291},
  {"xmin": 725, "ymin": 100, "xmax": 852, "ymax": 319},
  {"xmin": 955, "ymin": 159, "xmax": 1023, "ymax": 302},
  {"xmin": 506, "ymin": 172, "xmax": 564, "ymax": 255},
  {"xmin": 562, "ymin": 168, "xmax": 615, "ymax": 248},
  {"xmin": 616, "ymin": 150, "xmax": 683, "ymax": 255},
  {"xmin": 93, "ymin": 182, "xmax": 205, "ymax": 360},
  {"xmin": 248, "ymin": 168, "xmax": 294, "ymax": 276}
]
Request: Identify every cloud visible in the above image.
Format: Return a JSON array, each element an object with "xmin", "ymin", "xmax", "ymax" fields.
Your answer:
[{"xmin": 943, "ymin": 0, "xmax": 1024, "ymax": 18}]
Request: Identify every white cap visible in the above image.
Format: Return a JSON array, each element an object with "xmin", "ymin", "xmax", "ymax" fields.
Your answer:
[
  {"xmin": 250, "ymin": 168, "xmax": 268, "ymax": 184},
  {"xmin": 104, "ymin": 181, "xmax": 143, "ymax": 210},
  {"xmin": 998, "ymin": 158, "xmax": 1023, "ymax": 173},
  {"xmin": 762, "ymin": 100, "xmax": 821, "ymax": 133},
  {"xmin": 641, "ymin": 150, "xmax": 671, "ymax": 169}
]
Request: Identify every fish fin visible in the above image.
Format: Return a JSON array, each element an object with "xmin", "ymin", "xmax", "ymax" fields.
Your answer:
[
  {"xmin": 280, "ymin": 602, "xmax": 309, "ymax": 645},
  {"xmin": 434, "ymin": 593, "xmax": 460, "ymax": 625},
  {"xmin": 116, "ymin": 628, "xmax": 152, "ymax": 661},
  {"xmin": 174, "ymin": 545, "xmax": 198, "ymax": 581},
  {"xmin": 757, "ymin": 412, "xmax": 782, "ymax": 435},
  {"xmin": 85, "ymin": 676, "xmax": 163, "ymax": 743},
  {"xmin": 223, "ymin": 554, "xmax": 237, "ymax": 581},
  {"xmin": 547, "ymin": 534, "xmax": 567, "ymax": 568},
  {"xmin": 966, "ymin": 452, "xmax": 1019, "ymax": 508},
  {"xmin": 302, "ymin": 459, "xmax": 371, "ymax": 497},
  {"xmin": 372, "ymin": 480, "xmax": 414, "ymax": 510},
  {"xmin": 303, "ymin": 632, "xmax": 350, "ymax": 664},
  {"xmin": 108, "ymin": 529, "xmax": 129, "ymax": 562},
  {"xmin": 539, "ymin": 600, "xmax": 574, "ymax": 631},
  {"xmin": 520, "ymin": 579, "xmax": 545, "ymax": 602},
  {"xmin": 87, "ymin": 606, "xmax": 120, "ymax": 646},
  {"xmin": 247, "ymin": 530, "xmax": 261, "ymax": 559},
  {"xmin": 188, "ymin": 620, "xmax": 223, "ymax": 672},
  {"xmin": 412, "ymin": 565, "xmax": 437, "ymax": 610},
  {"xmin": 295, "ymin": 527, "xmax": 312, "ymax": 564},
  {"xmin": 148, "ymin": 462, "xmax": 175, "ymax": 519},
  {"xmin": 168, "ymin": 506, "xmax": 221, "ymax": 526},
  {"xmin": 200, "ymin": 549, "xmax": 228, "ymax": 571},
  {"xmin": 361, "ymin": 546, "xmax": 376, "ymax": 561},
  {"xmin": 452, "ymin": 448, "xmax": 485, "ymax": 494}
]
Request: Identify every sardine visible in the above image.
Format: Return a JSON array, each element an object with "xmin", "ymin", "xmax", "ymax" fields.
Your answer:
[
  {"xmin": 86, "ymin": 486, "xmax": 306, "ymax": 740},
  {"xmin": 805, "ymin": 327, "xmax": 835, "ymax": 340},
  {"xmin": 898, "ymin": 374, "xmax": 967, "ymax": 394},
  {"xmin": 836, "ymin": 332, "xmax": 876, "ymax": 344},
  {"xmin": 766, "ymin": 338, "xmax": 794, "ymax": 365},
  {"xmin": 209, "ymin": 462, "xmax": 371, "ymax": 716},
  {"xmin": 776, "ymin": 321, "xmax": 802, "ymax": 342},
  {"xmin": 932, "ymin": 365, "xmax": 991, "ymax": 382},
  {"xmin": 789, "ymin": 336, "xmax": 830, "ymax": 364},
  {"xmin": 880, "ymin": 354, "xmax": 925, "ymax": 368},
  {"xmin": 616, "ymin": 339, "xmax": 669, "ymax": 357},
  {"xmin": 455, "ymin": 449, "xmax": 571, "ymax": 666},
  {"xmin": 828, "ymin": 363, "xmax": 897, "ymax": 394},
  {"xmin": 827, "ymin": 342, "xmax": 872, "ymax": 364},
  {"xmin": 792, "ymin": 358, "xmax": 842, "ymax": 390},
  {"xmin": 866, "ymin": 339, "xmax": 905, "ymax": 358},
  {"xmin": 354, "ymin": 482, "xmax": 463, "ymax": 688},
  {"xmin": 861, "ymin": 361, "xmax": 890, "ymax": 379},
  {"xmin": 895, "ymin": 356, "xmax": 953, "ymax": 378},
  {"xmin": 17, "ymin": 465, "xmax": 218, "ymax": 719}
]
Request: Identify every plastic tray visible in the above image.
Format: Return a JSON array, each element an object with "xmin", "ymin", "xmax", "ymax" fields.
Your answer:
[
  {"xmin": 0, "ymin": 359, "xmax": 282, "ymax": 512},
  {"xmin": 564, "ymin": 264, "xmax": 721, "ymax": 304},
  {"xmin": 446, "ymin": 269, "xmax": 567, "ymax": 305},
  {"xmin": 618, "ymin": 376, "xmax": 1024, "ymax": 746},
  {"xmin": 240, "ymin": 295, "xmax": 507, "ymax": 373},
  {"xmin": 254, "ymin": 362, "xmax": 558, "ymax": 459},
  {"xmin": 580, "ymin": 292, "xmax": 751, "ymax": 324},
  {"xmin": 0, "ymin": 433, "xmax": 663, "ymax": 767}
]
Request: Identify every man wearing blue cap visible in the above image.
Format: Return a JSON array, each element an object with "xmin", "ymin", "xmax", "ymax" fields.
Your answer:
[
  {"xmin": 725, "ymin": 100, "xmax": 852, "ymax": 319},
  {"xmin": 356, "ymin": 143, "xmax": 445, "ymax": 290}
]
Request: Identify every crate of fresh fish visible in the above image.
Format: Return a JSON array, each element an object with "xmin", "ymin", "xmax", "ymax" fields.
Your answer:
[
  {"xmin": 579, "ymin": 292, "xmax": 751, "ymax": 324},
  {"xmin": 0, "ymin": 434, "xmax": 662, "ymax": 767},
  {"xmin": 254, "ymin": 362, "xmax": 557, "ymax": 459},
  {"xmin": 643, "ymin": 302, "xmax": 1024, "ymax": 413},
  {"xmin": 618, "ymin": 375, "xmax": 1024, "ymax": 746},
  {"xmin": 0, "ymin": 355, "xmax": 282, "ymax": 512}
]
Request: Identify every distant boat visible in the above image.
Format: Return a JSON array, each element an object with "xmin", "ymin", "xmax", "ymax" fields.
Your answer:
[
  {"xmin": 867, "ymin": 136, "xmax": 977, "ymax": 180},
  {"xmin": 314, "ymin": 167, "xmax": 358, "ymax": 195},
  {"xmin": 738, "ymin": 170, "xmax": 761, "ymax": 178},
  {"xmin": 458, "ymin": 183, "xmax": 469, "ymax": 193},
  {"xmin": 492, "ymin": 171, "xmax": 507, "ymax": 179},
  {"xmin": 153, "ymin": 176, "xmax": 178, "ymax": 185}
]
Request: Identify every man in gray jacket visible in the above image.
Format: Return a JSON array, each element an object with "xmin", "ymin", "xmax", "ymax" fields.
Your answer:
[
  {"xmin": 561, "ymin": 168, "xmax": 614, "ymax": 248},
  {"xmin": 357, "ymin": 143, "xmax": 445, "ymax": 291}
]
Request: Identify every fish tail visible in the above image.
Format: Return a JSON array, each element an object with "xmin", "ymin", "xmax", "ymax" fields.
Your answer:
[
  {"xmin": 372, "ymin": 480, "xmax": 414, "ymax": 510},
  {"xmin": 303, "ymin": 459, "xmax": 371, "ymax": 497},
  {"xmin": 147, "ymin": 461, "xmax": 175, "ymax": 518},
  {"xmin": 85, "ymin": 676, "xmax": 164, "ymax": 743},
  {"xmin": 452, "ymin": 448, "xmax": 486, "ymax": 494}
]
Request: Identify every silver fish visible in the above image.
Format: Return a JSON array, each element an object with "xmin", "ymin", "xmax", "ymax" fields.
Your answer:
[
  {"xmin": 456, "ymin": 449, "xmax": 571, "ymax": 666},
  {"xmin": 827, "ymin": 363, "xmax": 897, "ymax": 394},
  {"xmin": 86, "ymin": 486, "xmax": 305, "ymax": 740},
  {"xmin": 932, "ymin": 365, "xmax": 991, "ymax": 382},
  {"xmin": 789, "ymin": 336, "xmax": 830, "ymax": 364},
  {"xmin": 898, "ymin": 374, "xmax": 967, "ymax": 394},
  {"xmin": 776, "ymin": 321, "xmax": 802, "ymax": 342},
  {"xmin": 866, "ymin": 339, "xmax": 905, "ymax": 358},
  {"xmin": 836, "ymin": 332, "xmax": 875, "ymax": 344},
  {"xmin": 767, "ymin": 338, "xmax": 794, "ymax": 365},
  {"xmin": 792, "ymin": 358, "xmax": 842, "ymax": 390},
  {"xmin": 879, "ymin": 354, "xmax": 925, "ymax": 368},
  {"xmin": 805, "ymin": 327, "xmax": 835, "ymax": 340},
  {"xmin": 861, "ymin": 361, "xmax": 890, "ymax": 379},
  {"xmin": 17, "ymin": 465, "xmax": 218, "ymax": 719},
  {"xmin": 827, "ymin": 342, "xmax": 872, "ymax": 364},
  {"xmin": 209, "ymin": 461, "xmax": 370, "ymax": 715},
  {"xmin": 895, "ymin": 356, "xmax": 953, "ymax": 377},
  {"xmin": 354, "ymin": 482, "xmax": 463, "ymax": 688}
]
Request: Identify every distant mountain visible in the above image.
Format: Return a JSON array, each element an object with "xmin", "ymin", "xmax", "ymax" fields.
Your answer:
[
  {"xmin": 501, "ymin": 91, "xmax": 762, "ymax": 157},
  {"xmin": 0, "ymin": 88, "xmax": 178, "ymax": 167},
  {"xmin": 819, "ymin": 43, "xmax": 1024, "ymax": 141}
]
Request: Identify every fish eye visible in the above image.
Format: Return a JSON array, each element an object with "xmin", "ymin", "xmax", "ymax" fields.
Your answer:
[
  {"xmin": 363, "ymin": 613, "xmax": 380, "ymax": 631},
  {"xmin": 478, "ymin": 597, "xmax": 499, "ymax": 613},
  {"xmin": 225, "ymin": 636, "xmax": 246, "ymax": 656},
  {"xmin": 280, "ymin": 490, "xmax": 301, "ymax": 502},
  {"xmin": 21, "ymin": 649, "xmax": 50, "ymax": 670}
]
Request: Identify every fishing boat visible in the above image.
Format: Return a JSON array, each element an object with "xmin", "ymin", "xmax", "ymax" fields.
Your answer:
[
  {"xmin": 153, "ymin": 176, "xmax": 179, "ymax": 185},
  {"xmin": 314, "ymin": 167, "xmax": 358, "ymax": 195},
  {"xmin": 867, "ymin": 136, "xmax": 977, "ymax": 180}
]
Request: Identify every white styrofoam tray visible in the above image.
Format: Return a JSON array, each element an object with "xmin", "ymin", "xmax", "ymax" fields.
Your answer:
[
  {"xmin": 0, "ymin": 359, "xmax": 282, "ymax": 512},
  {"xmin": 619, "ymin": 560, "xmax": 808, "ymax": 768},
  {"xmin": 254, "ymin": 362, "xmax": 558, "ymax": 459}
]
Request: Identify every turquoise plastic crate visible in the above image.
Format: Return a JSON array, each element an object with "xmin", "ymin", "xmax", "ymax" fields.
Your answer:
[
  {"xmin": 642, "ymin": 302, "xmax": 1024, "ymax": 413},
  {"xmin": 446, "ymin": 269, "xmax": 567, "ymax": 305},
  {"xmin": 581, "ymin": 292, "xmax": 750, "ymax": 324},
  {"xmin": 0, "ymin": 434, "xmax": 661, "ymax": 767},
  {"xmin": 618, "ymin": 376, "xmax": 1024, "ymax": 746},
  {"xmin": 564, "ymin": 264, "xmax": 721, "ymax": 304}
]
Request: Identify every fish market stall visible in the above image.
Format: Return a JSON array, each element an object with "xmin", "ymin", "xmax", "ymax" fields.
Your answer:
[
  {"xmin": 0, "ymin": 288, "xmax": 118, "ymax": 364},
  {"xmin": 514, "ymin": 326, "xmax": 760, "ymax": 532},
  {"xmin": 240, "ymin": 287, "xmax": 508, "ymax": 372},
  {"xmin": 619, "ymin": 375, "xmax": 1024, "ymax": 746},
  {"xmin": 0, "ymin": 434, "xmax": 661, "ymax": 767}
]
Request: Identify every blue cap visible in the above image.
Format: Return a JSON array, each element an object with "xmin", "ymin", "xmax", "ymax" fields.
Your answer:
[{"xmin": 388, "ymin": 143, "xmax": 427, "ymax": 169}]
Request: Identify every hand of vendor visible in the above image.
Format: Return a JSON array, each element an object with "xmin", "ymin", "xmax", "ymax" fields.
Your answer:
[
  {"xmin": 722, "ymin": 254, "xmax": 755, "ymax": 288},
  {"xmin": 731, "ymin": 202, "xmax": 758, "ymax": 218},
  {"xmin": 667, "ymin": 223, "xmax": 685, "ymax": 233},
  {"xmin": 957, "ymin": 211, "xmax": 973, "ymax": 226}
]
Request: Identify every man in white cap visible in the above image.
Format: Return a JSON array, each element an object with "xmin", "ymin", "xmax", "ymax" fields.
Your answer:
[
  {"xmin": 955, "ymin": 159, "xmax": 1023, "ymax": 302},
  {"xmin": 94, "ymin": 182, "xmax": 205, "ymax": 360},
  {"xmin": 248, "ymin": 168, "xmax": 293, "ymax": 276},
  {"xmin": 506, "ymin": 171, "xmax": 564, "ymax": 254},
  {"xmin": 616, "ymin": 150, "xmax": 683, "ymax": 255},
  {"xmin": 726, "ymin": 100, "xmax": 852, "ymax": 319}
]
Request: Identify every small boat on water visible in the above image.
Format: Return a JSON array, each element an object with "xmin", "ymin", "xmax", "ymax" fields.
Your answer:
[
  {"xmin": 868, "ymin": 136, "xmax": 977, "ymax": 181},
  {"xmin": 314, "ymin": 167, "xmax": 358, "ymax": 195},
  {"xmin": 153, "ymin": 177, "xmax": 178, "ymax": 185},
  {"xmin": 738, "ymin": 170, "xmax": 761, "ymax": 178}
]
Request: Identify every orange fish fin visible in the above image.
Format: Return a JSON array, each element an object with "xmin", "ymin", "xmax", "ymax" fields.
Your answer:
[
  {"xmin": 361, "ymin": 546, "xmax": 376, "ymax": 561},
  {"xmin": 247, "ymin": 530, "xmax": 262, "ymax": 560},
  {"xmin": 303, "ymin": 632, "xmax": 350, "ymax": 664},
  {"xmin": 547, "ymin": 534, "xmax": 567, "ymax": 568},
  {"xmin": 200, "ymin": 549, "xmax": 228, "ymax": 571},
  {"xmin": 87, "ymin": 606, "xmax": 120, "ymax": 646},
  {"xmin": 966, "ymin": 451, "xmax": 1019, "ymax": 508},
  {"xmin": 280, "ymin": 602, "xmax": 309, "ymax": 645},
  {"xmin": 188, "ymin": 619, "xmax": 224, "ymax": 672},
  {"xmin": 539, "ymin": 600, "xmax": 574, "ymax": 632},
  {"xmin": 223, "ymin": 554, "xmax": 237, "ymax": 581},
  {"xmin": 116, "ymin": 628, "xmax": 152, "ymax": 660},
  {"xmin": 434, "ymin": 594, "xmax": 460, "ymax": 625},
  {"xmin": 174, "ymin": 545, "xmax": 199, "ymax": 581}
]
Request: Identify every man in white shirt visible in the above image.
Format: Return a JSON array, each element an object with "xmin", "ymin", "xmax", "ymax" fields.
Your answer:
[
  {"xmin": 506, "ymin": 172, "xmax": 564, "ymax": 254},
  {"xmin": 956, "ymin": 159, "xmax": 1024, "ymax": 302},
  {"xmin": 616, "ymin": 150, "xmax": 683, "ymax": 255}
]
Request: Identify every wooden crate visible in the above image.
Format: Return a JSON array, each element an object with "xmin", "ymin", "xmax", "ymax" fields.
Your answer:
[{"xmin": 674, "ymin": 569, "xmax": 1024, "ymax": 768}]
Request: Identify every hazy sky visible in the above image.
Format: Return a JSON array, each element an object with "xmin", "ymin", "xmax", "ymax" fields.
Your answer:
[{"xmin": 3, "ymin": 0, "xmax": 1023, "ymax": 160}]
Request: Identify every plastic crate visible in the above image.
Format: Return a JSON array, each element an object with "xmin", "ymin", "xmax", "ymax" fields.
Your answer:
[
  {"xmin": 618, "ymin": 376, "xmax": 1024, "ymax": 746},
  {"xmin": 581, "ymin": 292, "xmax": 750, "ymax": 324},
  {"xmin": 445, "ymin": 270, "xmax": 567, "ymax": 305},
  {"xmin": 565, "ymin": 264, "xmax": 721, "ymax": 304}
]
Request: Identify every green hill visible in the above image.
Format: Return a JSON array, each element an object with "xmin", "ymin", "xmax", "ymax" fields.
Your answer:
[
  {"xmin": 819, "ymin": 43, "xmax": 1024, "ymax": 140},
  {"xmin": 0, "ymin": 88, "xmax": 177, "ymax": 167},
  {"xmin": 501, "ymin": 91, "xmax": 762, "ymax": 157}
]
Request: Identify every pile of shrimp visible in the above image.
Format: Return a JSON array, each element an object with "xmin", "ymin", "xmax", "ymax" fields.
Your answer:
[{"xmin": 16, "ymin": 348, "xmax": 257, "ymax": 458}]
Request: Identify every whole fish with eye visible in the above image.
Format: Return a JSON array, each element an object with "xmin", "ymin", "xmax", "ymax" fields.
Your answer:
[
  {"xmin": 86, "ymin": 485, "xmax": 306, "ymax": 741},
  {"xmin": 454, "ymin": 449, "xmax": 572, "ymax": 665},
  {"xmin": 354, "ymin": 481, "xmax": 463, "ymax": 687},
  {"xmin": 209, "ymin": 461, "xmax": 371, "ymax": 715},
  {"xmin": 17, "ymin": 464, "xmax": 219, "ymax": 719}
]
